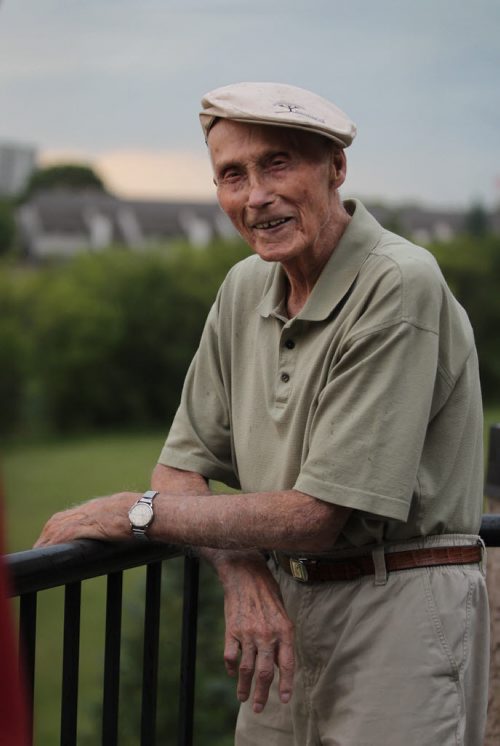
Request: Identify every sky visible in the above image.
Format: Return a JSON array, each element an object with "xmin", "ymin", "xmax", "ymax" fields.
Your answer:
[{"xmin": 0, "ymin": 0, "xmax": 499, "ymax": 208}]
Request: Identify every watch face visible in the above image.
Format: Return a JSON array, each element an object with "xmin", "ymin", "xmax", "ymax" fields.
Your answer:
[{"xmin": 129, "ymin": 503, "xmax": 153, "ymax": 529}]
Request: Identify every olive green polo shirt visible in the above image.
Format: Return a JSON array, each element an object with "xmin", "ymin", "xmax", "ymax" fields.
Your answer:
[{"xmin": 159, "ymin": 200, "xmax": 483, "ymax": 548}]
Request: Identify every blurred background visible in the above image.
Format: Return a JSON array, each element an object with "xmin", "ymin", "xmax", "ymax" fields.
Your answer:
[{"xmin": 0, "ymin": 1, "xmax": 499, "ymax": 744}]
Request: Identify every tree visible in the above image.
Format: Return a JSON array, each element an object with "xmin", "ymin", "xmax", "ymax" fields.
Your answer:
[
  {"xmin": 464, "ymin": 202, "xmax": 490, "ymax": 238},
  {"xmin": 22, "ymin": 164, "xmax": 106, "ymax": 200},
  {"xmin": 429, "ymin": 232, "xmax": 500, "ymax": 401},
  {"xmin": 0, "ymin": 201, "xmax": 16, "ymax": 255}
]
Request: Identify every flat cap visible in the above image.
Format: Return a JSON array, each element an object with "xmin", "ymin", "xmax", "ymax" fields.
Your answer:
[{"xmin": 200, "ymin": 82, "xmax": 356, "ymax": 148}]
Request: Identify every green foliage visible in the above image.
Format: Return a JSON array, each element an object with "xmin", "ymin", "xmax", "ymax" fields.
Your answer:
[
  {"xmin": 0, "ymin": 200, "xmax": 16, "ymax": 255},
  {"xmin": 3, "ymin": 223, "xmax": 499, "ymax": 435},
  {"xmin": 1, "ymin": 238, "xmax": 250, "ymax": 435},
  {"xmin": 428, "ymin": 232, "xmax": 500, "ymax": 401},
  {"xmin": 464, "ymin": 202, "xmax": 491, "ymax": 238},
  {"xmin": 0, "ymin": 272, "xmax": 29, "ymax": 433},
  {"xmin": 22, "ymin": 163, "xmax": 106, "ymax": 199}
]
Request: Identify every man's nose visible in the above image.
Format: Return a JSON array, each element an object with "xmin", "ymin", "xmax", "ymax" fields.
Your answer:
[{"xmin": 247, "ymin": 173, "xmax": 274, "ymax": 209}]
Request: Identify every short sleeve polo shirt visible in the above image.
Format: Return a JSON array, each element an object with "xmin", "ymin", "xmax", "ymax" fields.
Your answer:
[{"xmin": 159, "ymin": 200, "xmax": 483, "ymax": 548}]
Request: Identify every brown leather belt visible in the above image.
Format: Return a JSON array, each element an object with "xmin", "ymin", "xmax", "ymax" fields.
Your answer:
[{"xmin": 275, "ymin": 545, "xmax": 482, "ymax": 583}]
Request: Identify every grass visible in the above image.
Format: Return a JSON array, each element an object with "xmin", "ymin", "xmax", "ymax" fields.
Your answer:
[
  {"xmin": 2, "ymin": 430, "xmax": 168, "ymax": 745},
  {"xmin": 2, "ymin": 410, "xmax": 499, "ymax": 744}
]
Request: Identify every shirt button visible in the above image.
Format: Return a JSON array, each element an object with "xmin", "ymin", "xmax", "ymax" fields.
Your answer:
[
  {"xmin": 281, "ymin": 373, "xmax": 290, "ymax": 383},
  {"xmin": 285, "ymin": 339, "xmax": 295, "ymax": 349}
]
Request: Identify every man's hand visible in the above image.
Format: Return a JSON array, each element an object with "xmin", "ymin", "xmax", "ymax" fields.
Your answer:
[
  {"xmin": 34, "ymin": 492, "xmax": 137, "ymax": 547},
  {"xmin": 214, "ymin": 551, "xmax": 294, "ymax": 714}
]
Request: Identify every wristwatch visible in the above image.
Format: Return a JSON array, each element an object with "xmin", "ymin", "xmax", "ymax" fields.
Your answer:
[{"xmin": 128, "ymin": 490, "xmax": 159, "ymax": 538}]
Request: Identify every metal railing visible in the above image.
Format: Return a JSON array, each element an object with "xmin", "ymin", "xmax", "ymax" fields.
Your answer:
[
  {"xmin": 6, "ymin": 415, "xmax": 500, "ymax": 746},
  {"xmin": 8, "ymin": 518, "xmax": 500, "ymax": 746},
  {"xmin": 7, "ymin": 540, "xmax": 199, "ymax": 746}
]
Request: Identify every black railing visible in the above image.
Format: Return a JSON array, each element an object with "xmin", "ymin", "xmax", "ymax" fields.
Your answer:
[
  {"xmin": 8, "ymin": 540, "xmax": 199, "ymax": 746},
  {"xmin": 6, "ymin": 489, "xmax": 500, "ymax": 745}
]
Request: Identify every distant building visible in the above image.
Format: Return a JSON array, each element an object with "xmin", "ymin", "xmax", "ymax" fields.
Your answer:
[
  {"xmin": 15, "ymin": 188, "xmax": 500, "ymax": 260},
  {"xmin": 0, "ymin": 143, "xmax": 36, "ymax": 198},
  {"xmin": 368, "ymin": 203, "xmax": 467, "ymax": 244},
  {"xmin": 16, "ymin": 189, "xmax": 236, "ymax": 258}
]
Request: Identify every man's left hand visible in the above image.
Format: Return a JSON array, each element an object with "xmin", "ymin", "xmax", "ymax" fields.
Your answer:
[{"xmin": 34, "ymin": 492, "xmax": 137, "ymax": 548}]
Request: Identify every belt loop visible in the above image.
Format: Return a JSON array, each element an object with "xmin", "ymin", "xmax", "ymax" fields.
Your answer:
[
  {"xmin": 372, "ymin": 545, "xmax": 388, "ymax": 586},
  {"xmin": 478, "ymin": 537, "xmax": 487, "ymax": 577}
]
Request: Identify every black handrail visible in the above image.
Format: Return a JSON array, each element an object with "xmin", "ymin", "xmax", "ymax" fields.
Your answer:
[
  {"xmin": 5, "ymin": 512, "xmax": 500, "ymax": 746},
  {"xmin": 7, "ymin": 538, "xmax": 182, "ymax": 594},
  {"xmin": 7, "ymin": 540, "xmax": 199, "ymax": 746}
]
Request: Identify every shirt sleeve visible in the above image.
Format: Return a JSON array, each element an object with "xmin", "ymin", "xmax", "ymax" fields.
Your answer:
[
  {"xmin": 158, "ymin": 292, "xmax": 240, "ymax": 488},
  {"xmin": 294, "ymin": 319, "xmax": 441, "ymax": 522}
]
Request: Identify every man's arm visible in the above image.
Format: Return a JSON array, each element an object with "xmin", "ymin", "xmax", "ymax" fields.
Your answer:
[
  {"xmin": 152, "ymin": 463, "xmax": 295, "ymax": 715},
  {"xmin": 35, "ymin": 464, "xmax": 350, "ymax": 713},
  {"xmin": 34, "ymin": 483, "xmax": 350, "ymax": 553}
]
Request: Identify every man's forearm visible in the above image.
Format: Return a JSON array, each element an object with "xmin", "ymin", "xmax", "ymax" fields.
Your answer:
[
  {"xmin": 147, "ymin": 485, "xmax": 349, "ymax": 553},
  {"xmin": 153, "ymin": 463, "xmax": 347, "ymax": 552},
  {"xmin": 35, "ymin": 467, "xmax": 350, "ymax": 553},
  {"xmin": 150, "ymin": 464, "xmax": 265, "ymax": 574}
]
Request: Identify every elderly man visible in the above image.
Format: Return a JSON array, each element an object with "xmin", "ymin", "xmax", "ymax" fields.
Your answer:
[{"xmin": 36, "ymin": 83, "xmax": 489, "ymax": 746}]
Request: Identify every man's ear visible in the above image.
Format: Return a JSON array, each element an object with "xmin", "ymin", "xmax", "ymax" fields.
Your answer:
[{"xmin": 329, "ymin": 147, "xmax": 347, "ymax": 188}]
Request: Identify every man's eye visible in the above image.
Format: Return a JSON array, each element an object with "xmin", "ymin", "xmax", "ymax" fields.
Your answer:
[
  {"xmin": 270, "ymin": 157, "xmax": 287, "ymax": 169},
  {"xmin": 221, "ymin": 169, "xmax": 241, "ymax": 182}
]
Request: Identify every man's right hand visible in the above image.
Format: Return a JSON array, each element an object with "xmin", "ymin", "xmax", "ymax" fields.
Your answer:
[
  {"xmin": 212, "ymin": 550, "xmax": 295, "ymax": 714},
  {"xmin": 150, "ymin": 466, "xmax": 295, "ymax": 713}
]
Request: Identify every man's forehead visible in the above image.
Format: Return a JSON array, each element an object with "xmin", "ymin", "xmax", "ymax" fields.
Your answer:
[{"xmin": 207, "ymin": 119, "xmax": 329, "ymax": 161}]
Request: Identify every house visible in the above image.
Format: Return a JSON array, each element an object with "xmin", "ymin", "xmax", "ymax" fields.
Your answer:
[
  {"xmin": 15, "ymin": 189, "xmax": 500, "ymax": 260},
  {"xmin": 16, "ymin": 189, "xmax": 236, "ymax": 259}
]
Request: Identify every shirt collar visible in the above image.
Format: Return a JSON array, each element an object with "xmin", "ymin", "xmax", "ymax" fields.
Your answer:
[{"xmin": 257, "ymin": 199, "xmax": 384, "ymax": 321}]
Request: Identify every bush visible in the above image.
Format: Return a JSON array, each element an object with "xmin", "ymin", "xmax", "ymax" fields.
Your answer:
[
  {"xmin": 428, "ymin": 233, "xmax": 500, "ymax": 402},
  {"xmin": 0, "ymin": 273, "xmax": 27, "ymax": 433},
  {"xmin": 0, "ymin": 201, "xmax": 16, "ymax": 256},
  {"xmin": 27, "ymin": 239, "xmax": 250, "ymax": 431}
]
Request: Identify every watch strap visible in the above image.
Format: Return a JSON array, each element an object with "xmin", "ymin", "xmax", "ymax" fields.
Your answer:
[{"xmin": 129, "ymin": 490, "xmax": 159, "ymax": 538}]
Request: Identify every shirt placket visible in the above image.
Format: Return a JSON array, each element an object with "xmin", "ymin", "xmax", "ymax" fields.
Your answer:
[{"xmin": 275, "ymin": 320, "xmax": 300, "ymax": 406}]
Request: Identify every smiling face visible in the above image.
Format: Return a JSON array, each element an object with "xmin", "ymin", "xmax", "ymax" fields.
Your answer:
[{"xmin": 208, "ymin": 120, "xmax": 347, "ymax": 269}]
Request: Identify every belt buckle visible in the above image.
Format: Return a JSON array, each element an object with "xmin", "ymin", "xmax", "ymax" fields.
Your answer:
[{"xmin": 290, "ymin": 557, "xmax": 309, "ymax": 582}]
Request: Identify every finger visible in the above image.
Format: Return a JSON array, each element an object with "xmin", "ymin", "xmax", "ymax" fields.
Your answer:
[
  {"xmin": 223, "ymin": 636, "xmax": 240, "ymax": 678},
  {"xmin": 252, "ymin": 647, "xmax": 275, "ymax": 713},
  {"xmin": 277, "ymin": 641, "xmax": 295, "ymax": 705},
  {"xmin": 237, "ymin": 643, "xmax": 257, "ymax": 703}
]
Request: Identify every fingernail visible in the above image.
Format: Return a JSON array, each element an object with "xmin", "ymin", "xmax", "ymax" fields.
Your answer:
[
  {"xmin": 253, "ymin": 704, "xmax": 263, "ymax": 714},
  {"xmin": 281, "ymin": 693, "xmax": 291, "ymax": 704}
]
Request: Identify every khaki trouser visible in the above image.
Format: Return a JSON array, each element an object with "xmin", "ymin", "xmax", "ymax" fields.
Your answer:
[{"xmin": 236, "ymin": 535, "xmax": 490, "ymax": 746}]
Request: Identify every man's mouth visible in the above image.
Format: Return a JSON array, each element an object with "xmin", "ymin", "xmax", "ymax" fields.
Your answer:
[{"xmin": 253, "ymin": 217, "xmax": 292, "ymax": 230}]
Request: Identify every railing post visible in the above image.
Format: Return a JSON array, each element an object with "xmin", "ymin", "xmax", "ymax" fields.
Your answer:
[
  {"xmin": 60, "ymin": 581, "xmax": 82, "ymax": 746},
  {"xmin": 140, "ymin": 561, "xmax": 163, "ymax": 746},
  {"xmin": 485, "ymin": 423, "xmax": 500, "ymax": 746},
  {"xmin": 178, "ymin": 553, "xmax": 200, "ymax": 746},
  {"xmin": 102, "ymin": 570, "xmax": 123, "ymax": 746},
  {"xmin": 486, "ymin": 423, "xmax": 500, "ymax": 501},
  {"xmin": 19, "ymin": 591, "xmax": 37, "ymax": 746}
]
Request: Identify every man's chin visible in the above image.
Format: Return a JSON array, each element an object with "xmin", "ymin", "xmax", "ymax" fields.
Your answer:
[{"xmin": 252, "ymin": 240, "xmax": 300, "ymax": 262}]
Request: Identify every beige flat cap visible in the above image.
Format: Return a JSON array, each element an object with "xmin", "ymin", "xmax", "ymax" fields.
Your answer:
[{"xmin": 200, "ymin": 82, "xmax": 356, "ymax": 148}]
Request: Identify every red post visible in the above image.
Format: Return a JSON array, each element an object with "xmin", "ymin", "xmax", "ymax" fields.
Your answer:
[{"xmin": 0, "ymin": 462, "xmax": 30, "ymax": 746}]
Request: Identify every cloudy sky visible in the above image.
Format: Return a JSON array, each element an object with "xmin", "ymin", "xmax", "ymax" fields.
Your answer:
[{"xmin": 1, "ymin": 0, "xmax": 499, "ymax": 207}]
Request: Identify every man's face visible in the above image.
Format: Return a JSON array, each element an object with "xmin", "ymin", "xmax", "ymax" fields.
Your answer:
[{"xmin": 208, "ymin": 120, "xmax": 344, "ymax": 265}]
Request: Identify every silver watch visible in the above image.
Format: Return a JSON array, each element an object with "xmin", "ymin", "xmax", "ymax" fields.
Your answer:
[{"xmin": 128, "ymin": 490, "xmax": 159, "ymax": 537}]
